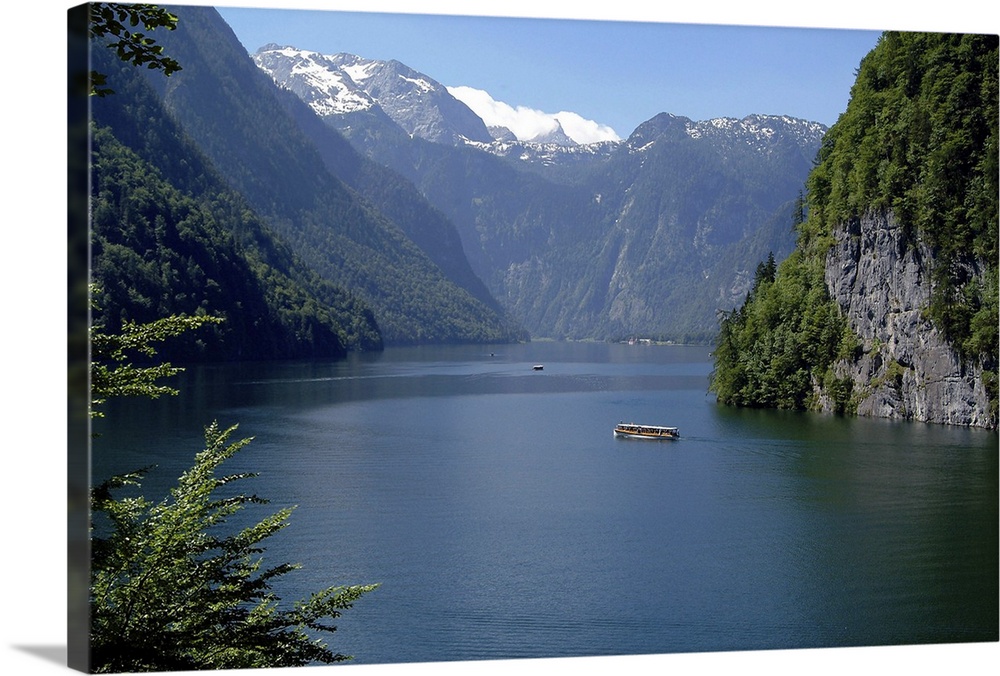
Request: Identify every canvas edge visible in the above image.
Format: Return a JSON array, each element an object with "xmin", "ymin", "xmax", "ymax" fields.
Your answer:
[{"xmin": 68, "ymin": 3, "xmax": 92, "ymax": 673}]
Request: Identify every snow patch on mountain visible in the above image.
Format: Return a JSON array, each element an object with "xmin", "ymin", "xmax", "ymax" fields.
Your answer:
[
  {"xmin": 339, "ymin": 61, "xmax": 378, "ymax": 86},
  {"xmin": 448, "ymin": 85, "xmax": 620, "ymax": 145},
  {"xmin": 254, "ymin": 45, "xmax": 377, "ymax": 116},
  {"xmin": 628, "ymin": 112, "xmax": 825, "ymax": 154},
  {"xmin": 254, "ymin": 45, "xmax": 494, "ymax": 145},
  {"xmin": 398, "ymin": 73, "xmax": 436, "ymax": 93}
]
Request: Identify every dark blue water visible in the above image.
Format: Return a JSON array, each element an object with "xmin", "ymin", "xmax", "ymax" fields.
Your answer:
[{"xmin": 92, "ymin": 343, "xmax": 998, "ymax": 665}]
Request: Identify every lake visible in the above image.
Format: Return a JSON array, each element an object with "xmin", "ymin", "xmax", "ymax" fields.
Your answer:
[{"xmin": 91, "ymin": 342, "xmax": 998, "ymax": 665}]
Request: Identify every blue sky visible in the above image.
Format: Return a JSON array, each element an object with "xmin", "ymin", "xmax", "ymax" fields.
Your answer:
[
  {"xmin": 204, "ymin": 0, "xmax": 995, "ymax": 141},
  {"xmin": 215, "ymin": 3, "xmax": 883, "ymax": 137}
]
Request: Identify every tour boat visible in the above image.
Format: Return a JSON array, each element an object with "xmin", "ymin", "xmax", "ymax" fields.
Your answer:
[
  {"xmin": 532, "ymin": 364, "xmax": 544, "ymax": 370},
  {"xmin": 613, "ymin": 422, "xmax": 680, "ymax": 440}
]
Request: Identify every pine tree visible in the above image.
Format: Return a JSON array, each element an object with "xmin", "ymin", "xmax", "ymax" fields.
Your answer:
[
  {"xmin": 88, "ymin": 289, "xmax": 378, "ymax": 670},
  {"xmin": 90, "ymin": 422, "xmax": 378, "ymax": 672}
]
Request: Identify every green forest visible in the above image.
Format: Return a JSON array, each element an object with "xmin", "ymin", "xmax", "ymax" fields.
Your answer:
[
  {"xmin": 88, "ymin": 31, "xmax": 385, "ymax": 360},
  {"xmin": 91, "ymin": 125, "xmax": 384, "ymax": 360},
  {"xmin": 710, "ymin": 32, "xmax": 999, "ymax": 414},
  {"xmin": 88, "ymin": 9, "xmax": 523, "ymax": 359}
]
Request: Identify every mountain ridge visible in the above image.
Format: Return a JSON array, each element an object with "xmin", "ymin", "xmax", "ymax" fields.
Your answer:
[
  {"xmin": 253, "ymin": 43, "xmax": 826, "ymax": 341},
  {"xmin": 96, "ymin": 5, "xmax": 522, "ymax": 347},
  {"xmin": 253, "ymin": 44, "xmax": 495, "ymax": 145},
  {"xmin": 253, "ymin": 44, "xmax": 827, "ymax": 162}
]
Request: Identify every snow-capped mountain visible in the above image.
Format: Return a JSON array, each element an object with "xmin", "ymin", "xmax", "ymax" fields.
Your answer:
[
  {"xmin": 253, "ymin": 44, "xmax": 624, "ymax": 153},
  {"xmin": 253, "ymin": 44, "xmax": 825, "ymax": 175},
  {"xmin": 464, "ymin": 112, "xmax": 824, "ymax": 171},
  {"xmin": 250, "ymin": 42, "xmax": 829, "ymax": 340},
  {"xmin": 253, "ymin": 44, "xmax": 493, "ymax": 145},
  {"xmin": 251, "ymin": 44, "xmax": 376, "ymax": 116},
  {"xmin": 526, "ymin": 118, "xmax": 576, "ymax": 146},
  {"xmin": 626, "ymin": 112, "xmax": 826, "ymax": 155}
]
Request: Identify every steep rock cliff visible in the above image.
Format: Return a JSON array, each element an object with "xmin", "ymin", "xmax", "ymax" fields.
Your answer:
[
  {"xmin": 823, "ymin": 211, "xmax": 994, "ymax": 428},
  {"xmin": 710, "ymin": 33, "xmax": 997, "ymax": 428}
]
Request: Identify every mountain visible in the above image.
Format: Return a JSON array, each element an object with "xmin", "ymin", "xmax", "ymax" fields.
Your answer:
[
  {"xmin": 523, "ymin": 119, "xmax": 576, "ymax": 146},
  {"xmin": 536, "ymin": 112, "xmax": 823, "ymax": 340},
  {"xmin": 92, "ymin": 6, "xmax": 827, "ymax": 352},
  {"xmin": 108, "ymin": 6, "xmax": 521, "ymax": 346},
  {"xmin": 262, "ymin": 82, "xmax": 505, "ymax": 318},
  {"xmin": 254, "ymin": 44, "xmax": 825, "ymax": 341},
  {"xmin": 253, "ymin": 45, "xmax": 494, "ymax": 145},
  {"xmin": 88, "ymin": 49, "xmax": 383, "ymax": 360},
  {"xmin": 709, "ymin": 32, "xmax": 998, "ymax": 428}
]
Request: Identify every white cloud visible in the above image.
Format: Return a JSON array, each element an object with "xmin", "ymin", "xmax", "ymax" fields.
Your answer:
[
  {"xmin": 448, "ymin": 85, "xmax": 620, "ymax": 144},
  {"xmin": 553, "ymin": 110, "xmax": 621, "ymax": 144}
]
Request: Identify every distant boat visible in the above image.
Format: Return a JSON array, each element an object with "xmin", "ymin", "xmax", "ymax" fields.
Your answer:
[
  {"xmin": 613, "ymin": 422, "xmax": 679, "ymax": 440},
  {"xmin": 532, "ymin": 364, "xmax": 544, "ymax": 370}
]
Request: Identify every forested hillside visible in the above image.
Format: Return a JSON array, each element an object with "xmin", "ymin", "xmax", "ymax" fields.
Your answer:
[
  {"xmin": 90, "ymin": 45, "xmax": 382, "ymax": 361},
  {"xmin": 710, "ymin": 32, "xmax": 998, "ymax": 428},
  {"xmin": 135, "ymin": 5, "xmax": 520, "ymax": 345},
  {"xmin": 268, "ymin": 84, "xmax": 507, "ymax": 317},
  {"xmin": 808, "ymin": 32, "xmax": 998, "ymax": 361}
]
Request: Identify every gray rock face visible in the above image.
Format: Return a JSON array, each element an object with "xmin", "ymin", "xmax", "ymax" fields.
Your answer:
[{"xmin": 824, "ymin": 211, "xmax": 994, "ymax": 428}]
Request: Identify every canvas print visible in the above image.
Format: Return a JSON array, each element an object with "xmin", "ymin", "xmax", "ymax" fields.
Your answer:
[{"xmin": 67, "ymin": 1, "xmax": 997, "ymax": 673}]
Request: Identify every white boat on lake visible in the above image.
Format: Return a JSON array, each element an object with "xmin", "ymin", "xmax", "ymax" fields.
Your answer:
[{"xmin": 613, "ymin": 422, "xmax": 680, "ymax": 440}]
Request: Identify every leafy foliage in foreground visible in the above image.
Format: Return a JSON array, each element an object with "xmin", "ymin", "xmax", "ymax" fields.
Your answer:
[
  {"xmin": 89, "ymin": 297, "xmax": 222, "ymax": 418},
  {"xmin": 91, "ymin": 422, "xmax": 378, "ymax": 672},
  {"xmin": 88, "ymin": 3, "xmax": 181, "ymax": 96},
  {"xmin": 89, "ymin": 308, "xmax": 378, "ymax": 670}
]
